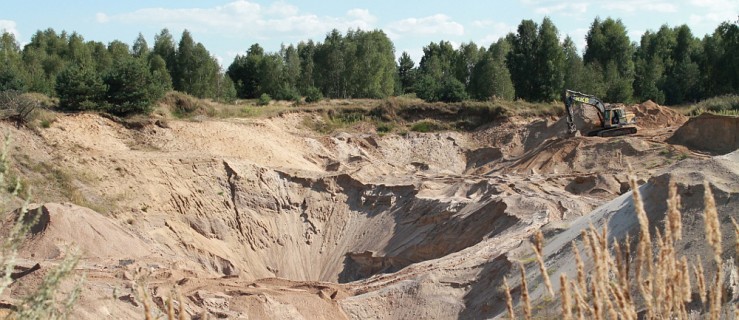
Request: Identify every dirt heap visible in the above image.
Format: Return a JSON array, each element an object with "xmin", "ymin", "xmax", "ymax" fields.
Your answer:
[
  {"xmin": 0, "ymin": 103, "xmax": 723, "ymax": 319},
  {"xmin": 628, "ymin": 100, "xmax": 688, "ymax": 129},
  {"xmin": 668, "ymin": 113, "xmax": 739, "ymax": 155}
]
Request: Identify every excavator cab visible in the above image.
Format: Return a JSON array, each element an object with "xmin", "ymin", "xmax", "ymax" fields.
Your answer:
[{"xmin": 564, "ymin": 90, "xmax": 637, "ymax": 137}]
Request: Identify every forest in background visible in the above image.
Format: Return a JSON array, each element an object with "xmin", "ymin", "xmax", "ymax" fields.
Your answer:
[{"xmin": 0, "ymin": 17, "xmax": 737, "ymax": 115}]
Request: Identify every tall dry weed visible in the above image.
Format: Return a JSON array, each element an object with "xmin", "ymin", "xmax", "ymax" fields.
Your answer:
[{"xmin": 504, "ymin": 176, "xmax": 735, "ymax": 319}]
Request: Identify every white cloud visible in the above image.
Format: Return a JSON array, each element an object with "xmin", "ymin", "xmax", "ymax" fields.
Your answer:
[
  {"xmin": 688, "ymin": 0, "xmax": 738, "ymax": 25},
  {"xmin": 475, "ymin": 20, "xmax": 515, "ymax": 46},
  {"xmin": 95, "ymin": 13, "xmax": 110, "ymax": 23},
  {"xmin": 566, "ymin": 28, "xmax": 589, "ymax": 54},
  {"xmin": 386, "ymin": 14, "xmax": 464, "ymax": 38},
  {"xmin": 266, "ymin": 1, "xmax": 298, "ymax": 17},
  {"xmin": 97, "ymin": 1, "xmax": 377, "ymax": 38},
  {"xmin": 518, "ymin": 0, "xmax": 589, "ymax": 16},
  {"xmin": 0, "ymin": 20, "xmax": 20, "ymax": 38},
  {"xmin": 601, "ymin": 1, "xmax": 677, "ymax": 13}
]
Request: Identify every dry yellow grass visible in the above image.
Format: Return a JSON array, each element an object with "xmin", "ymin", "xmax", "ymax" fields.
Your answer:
[{"xmin": 507, "ymin": 176, "xmax": 734, "ymax": 320}]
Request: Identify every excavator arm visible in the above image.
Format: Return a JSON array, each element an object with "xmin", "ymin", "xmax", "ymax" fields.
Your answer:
[
  {"xmin": 564, "ymin": 90, "xmax": 607, "ymax": 134},
  {"xmin": 564, "ymin": 89, "xmax": 637, "ymax": 137}
]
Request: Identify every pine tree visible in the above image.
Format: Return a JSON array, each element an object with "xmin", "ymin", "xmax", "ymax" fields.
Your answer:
[
  {"xmin": 507, "ymin": 20, "xmax": 538, "ymax": 100},
  {"xmin": 398, "ymin": 51, "xmax": 416, "ymax": 94},
  {"xmin": 55, "ymin": 63, "xmax": 106, "ymax": 111},
  {"xmin": 132, "ymin": 33, "xmax": 149, "ymax": 59}
]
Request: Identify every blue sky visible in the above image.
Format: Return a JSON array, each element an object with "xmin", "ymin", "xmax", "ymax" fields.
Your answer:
[{"xmin": 1, "ymin": 0, "xmax": 736, "ymax": 66}]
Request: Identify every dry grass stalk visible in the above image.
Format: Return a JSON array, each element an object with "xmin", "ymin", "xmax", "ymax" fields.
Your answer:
[
  {"xmin": 629, "ymin": 172, "xmax": 654, "ymax": 315},
  {"xmin": 546, "ymin": 176, "xmax": 732, "ymax": 320},
  {"xmin": 532, "ymin": 230, "xmax": 554, "ymax": 298},
  {"xmin": 731, "ymin": 217, "xmax": 738, "ymax": 263},
  {"xmin": 666, "ymin": 180, "xmax": 682, "ymax": 243},
  {"xmin": 703, "ymin": 181, "xmax": 722, "ymax": 267},
  {"xmin": 573, "ymin": 242, "xmax": 587, "ymax": 294},
  {"xmin": 140, "ymin": 286, "xmax": 153, "ymax": 320},
  {"xmin": 560, "ymin": 274, "xmax": 572, "ymax": 320},
  {"xmin": 503, "ymin": 276, "xmax": 515, "ymax": 320},
  {"xmin": 519, "ymin": 263, "xmax": 532, "ymax": 320},
  {"xmin": 178, "ymin": 290, "xmax": 186, "ymax": 320},
  {"xmin": 694, "ymin": 257, "xmax": 707, "ymax": 305},
  {"xmin": 166, "ymin": 295, "xmax": 175, "ymax": 320},
  {"xmin": 570, "ymin": 280, "xmax": 590, "ymax": 320},
  {"xmin": 702, "ymin": 181, "xmax": 723, "ymax": 320}
]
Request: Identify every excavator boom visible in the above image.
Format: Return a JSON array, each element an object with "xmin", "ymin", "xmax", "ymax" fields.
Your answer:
[{"xmin": 564, "ymin": 90, "xmax": 637, "ymax": 137}]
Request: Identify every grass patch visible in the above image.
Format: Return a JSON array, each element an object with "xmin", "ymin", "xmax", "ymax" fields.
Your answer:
[
  {"xmin": 410, "ymin": 120, "xmax": 446, "ymax": 133},
  {"xmin": 686, "ymin": 94, "xmax": 739, "ymax": 117}
]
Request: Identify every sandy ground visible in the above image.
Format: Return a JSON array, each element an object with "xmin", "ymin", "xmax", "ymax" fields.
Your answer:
[{"xmin": 0, "ymin": 101, "xmax": 736, "ymax": 319}]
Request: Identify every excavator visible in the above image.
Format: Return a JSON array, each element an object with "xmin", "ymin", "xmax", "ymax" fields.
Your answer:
[{"xmin": 564, "ymin": 89, "xmax": 637, "ymax": 137}]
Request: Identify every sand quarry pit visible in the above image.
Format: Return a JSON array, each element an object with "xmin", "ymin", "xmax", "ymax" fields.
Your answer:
[{"xmin": 0, "ymin": 101, "xmax": 737, "ymax": 319}]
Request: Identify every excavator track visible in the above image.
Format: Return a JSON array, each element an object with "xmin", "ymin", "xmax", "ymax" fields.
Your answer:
[{"xmin": 587, "ymin": 127, "xmax": 638, "ymax": 137}]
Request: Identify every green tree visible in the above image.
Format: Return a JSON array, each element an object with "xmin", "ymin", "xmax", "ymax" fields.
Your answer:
[
  {"xmin": 152, "ymin": 28, "xmax": 176, "ymax": 78},
  {"xmin": 314, "ymin": 29, "xmax": 346, "ymax": 98},
  {"xmin": 397, "ymin": 51, "xmax": 417, "ymax": 94},
  {"xmin": 107, "ymin": 40, "xmax": 131, "ymax": 62},
  {"xmin": 103, "ymin": 57, "xmax": 162, "ymax": 115},
  {"xmin": 55, "ymin": 63, "xmax": 106, "ymax": 111},
  {"xmin": 438, "ymin": 76, "xmax": 468, "ymax": 102},
  {"xmin": 148, "ymin": 53, "xmax": 173, "ymax": 97},
  {"xmin": 344, "ymin": 29, "xmax": 396, "ymax": 98},
  {"xmin": 132, "ymin": 33, "xmax": 150, "ymax": 59},
  {"xmin": 562, "ymin": 36, "xmax": 585, "ymax": 94},
  {"xmin": 215, "ymin": 74, "xmax": 237, "ymax": 103},
  {"xmin": 88, "ymin": 41, "xmax": 112, "ymax": 73},
  {"xmin": 0, "ymin": 32, "xmax": 27, "ymax": 91},
  {"xmin": 172, "ymin": 31, "xmax": 220, "ymax": 98},
  {"xmin": 453, "ymin": 42, "xmax": 483, "ymax": 87},
  {"xmin": 533, "ymin": 17, "xmax": 564, "ymax": 101},
  {"xmin": 227, "ymin": 43, "xmax": 264, "ymax": 98},
  {"xmin": 468, "ymin": 39, "xmax": 515, "ymax": 100},
  {"xmin": 583, "ymin": 17, "xmax": 635, "ymax": 102},
  {"xmin": 507, "ymin": 20, "xmax": 538, "ymax": 100},
  {"xmin": 415, "ymin": 74, "xmax": 440, "ymax": 102},
  {"xmin": 297, "ymin": 40, "xmax": 316, "ymax": 92},
  {"xmin": 281, "ymin": 44, "xmax": 301, "ymax": 96}
]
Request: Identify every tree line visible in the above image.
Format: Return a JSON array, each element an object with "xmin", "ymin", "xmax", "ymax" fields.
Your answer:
[{"xmin": 0, "ymin": 17, "xmax": 737, "ymax": 116}]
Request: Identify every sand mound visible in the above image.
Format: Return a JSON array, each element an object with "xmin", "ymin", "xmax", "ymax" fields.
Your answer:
[
  {"xmin": 628, "ymin": 100, "xmax": 687, "ymax": 129},
  {"xmin": 668, "ymin": 113, "xmax": 739, "ymax": 154},
  {"xmin": 14, "ymin": 203, "xmax": 153, "ymax": 260}
]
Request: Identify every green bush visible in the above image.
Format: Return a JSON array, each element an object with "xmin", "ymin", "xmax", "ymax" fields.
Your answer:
[
  {"xmin": 438, "ymin": 77, "xmax": 468, "ymax": 103},
  {"xmin": 376, "ymin": 123, "xmax": 393, "ymax": 133},
  {"xmin": 274, "ymin": 86, "xmax": 301, "ymax": 101},
  {"xmin": 304, "ymin": 86, "xmax": 323, "ymax": 103},
  {"xmin": 700, "ymin": 95, "xmax": 739, "ymax": 112},
  {"xmin": 258, "ymin": 93, "xmax": 271, "ymax": 106},
  {"xmin": 410, "ymin": 120, "xmax": 444, "ymax": 132},
  {"xmin": 688, "ymin": 95, "xmax": 739, "ymax": 116},
  {"xmin": 55, "ymin": 63, "xmax": 106, "ymax": 111},
  {"xmin": 103, "ymin": 57, "xmax": 163, "ymax": 116}
]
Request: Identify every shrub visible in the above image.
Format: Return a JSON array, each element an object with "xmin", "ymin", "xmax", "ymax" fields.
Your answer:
[
  {"xmin": 103, "ymin": 57, "xmax": 163, "ymax": 116},
  {"xmin": 0, "ymin": 90, "xmax": 39, "ymax": 124},
  {"xmin": 304, "ymin": 86, "xmax": 323, "ymax": 103},
  {"xmin": 410, "ymin": 120, "xmax": 444, "ymax": 133},
  {"xmin": 376, "ymin": 123, "xmax": 393, "ymax": 133},
  {"xmin": 438, "ymin": 77, "xmax": 468, "ymax": 103},
  {"xmin": 274, "ymin": 86, "xmax": 301, "ymax": 102},
  {"xmin": 258, "ymin": 93, "xmax": 271, "ymax": 106},
  {"xmin": 55, "ymin": 63, "xmax": 106, "ymax": 111}
]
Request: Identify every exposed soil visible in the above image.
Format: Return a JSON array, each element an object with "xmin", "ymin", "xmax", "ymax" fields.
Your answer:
[{"xmin": 0, "ymin": 100, "xmax": 736, "ymax": 319}]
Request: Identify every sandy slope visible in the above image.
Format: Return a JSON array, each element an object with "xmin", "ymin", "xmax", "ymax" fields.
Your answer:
[{"xmin": 0, "ymin": 101, "xmax": 736, "ymax": 319}]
